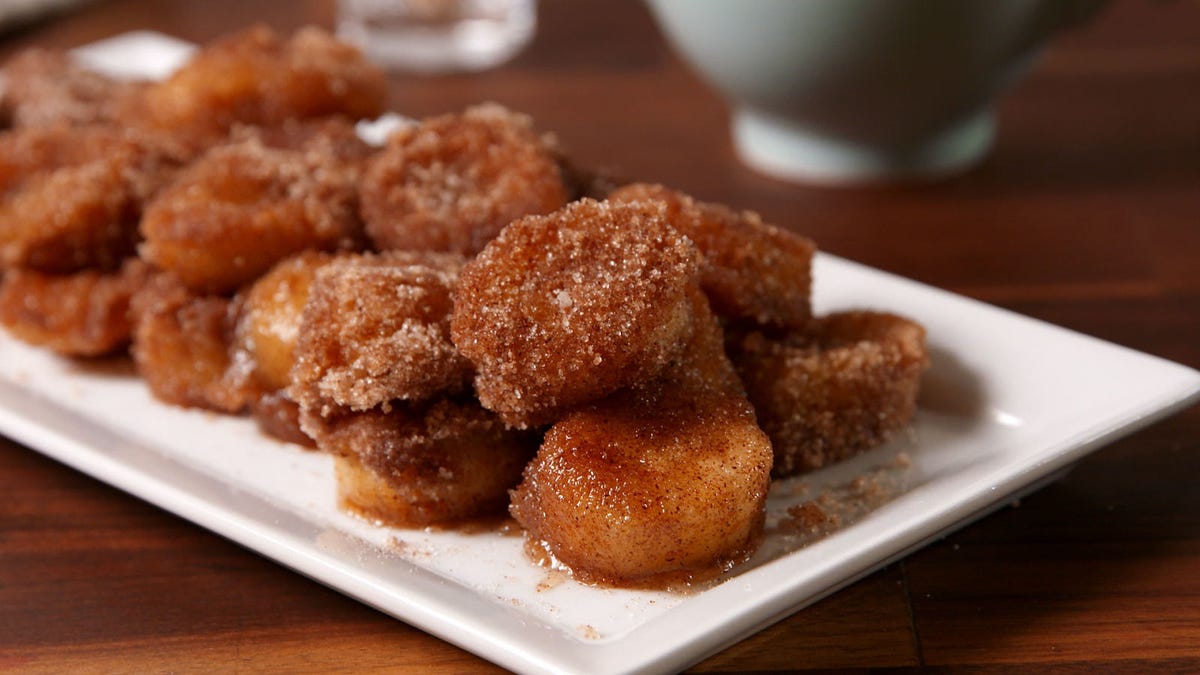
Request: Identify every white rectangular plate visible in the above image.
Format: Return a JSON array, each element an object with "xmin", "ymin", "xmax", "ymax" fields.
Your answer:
[{"xmin": 2, "ymin": 32, "xmax": 1199, "ymax": 675}]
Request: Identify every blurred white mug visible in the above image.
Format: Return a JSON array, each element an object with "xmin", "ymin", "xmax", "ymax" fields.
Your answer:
[{"xmin": 647, "ymin": 0, "xmax": 1107, "ymax": 183}]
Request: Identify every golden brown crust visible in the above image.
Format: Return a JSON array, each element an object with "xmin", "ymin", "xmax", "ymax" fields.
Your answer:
[
  {"xmin": 233, "ymin": 250, "xmax": 335, "ymax": 394},
  {"xmin": 510, "ymin": 294, "xmax": 772, "ymax": 586},
  {"xmin": 451, "ymin": 198, "xmax": 702, "ymax": 428},
  {"xmin": 305, "ymin": 398, "xmax": 537, "ymax": 527},
  {"xmin": 360, "ymin": 103, "xmax": 569, "ymax": 255},
  {"xmin": 129, "ymin": 272, "xmax": 249, "ymax": 412},
  {"xmin": 0, "ymin": 124, "xmax": 183, "ymax": 272},
  {"xmin": 249, "ymin": 391, "xmax": 316, "ymax": 448},
  {"xmin": 128, "ymin": 25, "xmax": 386, "ymax": 150},
  {"xmin": 0, "ymin": 258, "xmax": 151, "ymax": 356},
  {"xmin": 289, "ymin": 250, "xmax": 472, "ymax": 416},
  {"xmin": 139, "ymin": 122, "xmax": 368, "ymax": 294},
  {"xmin": 729, "ymin": 310, "xmax": 929, "ymax": 477},
  {"xmin": 607, "ymin": 183, "xmax": 815, "ymax": 329}
]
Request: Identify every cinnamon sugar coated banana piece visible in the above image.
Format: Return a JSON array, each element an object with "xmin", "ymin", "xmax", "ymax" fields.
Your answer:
[
  {"xmin": 360, "ymin": 103, "xmax": 569, "ymax": 255},
  {"xmin": 451, "ymin": 198, "xmax": 702, "ymax": 428},
  {"xmin": 305, "ymin": 399, "xmax": 536, "ymax": 527},
  {"xmin": 129, "ymin": 25, "xmax": 386, "ymax": 150},
  {"xmin": 139, "ymin": 119, "xmax": 368, "ymax": 294},
  {"xmin": 0, "ymin": 258, "xmax": 152, "ymax": 356},
  {"xmin": 511, "ymin": 292, "xmax": 772, "ymax": 586},
  {"xmin": 289, "ymin": 251, "xmax": 472, "ymax": 416},
  {"xmin": 729, "ymin": 311, "xmax": 929, "ymax": 476},
  {"xmin": 608, "ymin": 182, "xmax": 815, "ymax": 329}
]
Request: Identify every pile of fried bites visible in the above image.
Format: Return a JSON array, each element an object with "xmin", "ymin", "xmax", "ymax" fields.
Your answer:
[{"xmin": 0, "ymin": 26, "xmax": 928, "ymax": 587}]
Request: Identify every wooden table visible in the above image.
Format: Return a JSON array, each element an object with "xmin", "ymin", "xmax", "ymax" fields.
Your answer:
[{"xmin": 2, "ymin": 1, "xmax": 1198, "ymax": 672}]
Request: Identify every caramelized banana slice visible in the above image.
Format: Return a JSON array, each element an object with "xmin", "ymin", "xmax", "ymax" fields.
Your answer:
[
  {"xmin": 452, "ymin": 198, "xmax": 701, "ymax": 428},
  {"xmin": 511, "ymin": 293, "xmax": 772, "ymax": 586},
  {"xmin": 290, "ymin": 250, "xmax": 472, "ymax": 416},
  {"xmin": 139, "ymin": 121, "xmax": 367, "ymax": 294},
  {"xmin": 129, "ymin": 25, "xmax": 386, "ymax": 149},
  {"xmin": 0, "ymin": 124, "xmax": 182, "ymax": 273},
  {"xmin": 608, "ymin": 182, "xmax": 816, "ymax": 329},
  {"xmin": 130, "ymin": 272, "xmax": 248, "ymax": 412},
  {"xmin": 729, "ymin": 310, "xmax": 929, "ymax": 476},
  {"xmin": 0, "ymin": 47, "xmax": 147, "ymax": 129},
  {"xmin": 304, "ymin": 399, "xmax": 537, "ymax": 527},
  {"xmin": 360, "ymin": 103, "xmax": 568, "ymax": 255},
  {"xmin": 0, "ymin": 258, "xmax": 151, "ymax": 356}
]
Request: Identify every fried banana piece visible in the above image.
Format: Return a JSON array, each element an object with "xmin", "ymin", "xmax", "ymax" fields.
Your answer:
[
  {"xmin": 230, "ymin": 251, "xmax": 338, "ymax": 445},
  {"xmin": 0, "ymin": 258, "xmax": 151, "ymax": 356},
  {"xmin": 451, "ymin": 198, "xmax": 701, "ymax": 428},
  {"xmin": 303, "ymin": 398, "xmax": 537, "ymax": 527},
  {"xmin": 360, "ymin": 103, "xmax": 569, "ymax": 255},
  {"xmin": 290, "ymin": 251, "xmax": 472, "ymax": 416},
  {"xmin": 139, "ymin": 121, "xmax": 368, "ymax": 294},
  {"xmin": 0, "ymin": 48, "xmax": 147, "ymax": 129},
  {"xmin": 607, "ymin": 183, "xmax": 815, "ymax": 329},
  {"xmin": 511, "ymin": 292, "xmax": 772, "ymax": 586},
  {"xmin": 233, "ymin": 251, "xmax": 334, "ymax": 394},
  {"xmin": 130, "ymin": 272, "xmax": 248, "ymax": 412},
  {"xmin": 729, "ymin": 310, "xmax": 929, "ymax": 477},
  {"xmin": 130, "ymin": 25, "xmax": 386, "ymax": 150},
  {"xmin": 0, "ymin": 124, "xmax": 182, "ymax": 272}
]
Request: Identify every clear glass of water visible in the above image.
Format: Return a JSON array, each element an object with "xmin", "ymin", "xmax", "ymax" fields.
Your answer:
[{"xmin": 337, "ymin": 0, "xmax": 537, "ymax": 73}]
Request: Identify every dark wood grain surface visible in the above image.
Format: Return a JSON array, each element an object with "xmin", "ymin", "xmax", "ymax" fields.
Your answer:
[{"xmin": 1, "ymin": 1, "xmax": 1198, "ymax": 672}]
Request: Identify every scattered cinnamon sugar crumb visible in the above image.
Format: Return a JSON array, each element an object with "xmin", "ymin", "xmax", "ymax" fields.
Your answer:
[{"xmin": 776, "ymin": 458, "xmax": 910, "ymax": 545}]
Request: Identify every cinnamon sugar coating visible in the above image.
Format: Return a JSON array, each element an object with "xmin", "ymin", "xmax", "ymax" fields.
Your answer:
[
  {"xmin": 0, "ymin": 25, "xmax": 937, "ymax": 585},
  {"xmin": 728, "ymin": 311, "xmax": 929, "ymax": 477},
  {"xmin": 129, "ymin": 25, "xmax": 386, "ymax": 150},
  {"xmin": 304, "ymin": 398, "xmax": 537, "ymax": 527},
  {"xmin": 290, "ymin": 251, "xmax": 472, "ymax": 416},
  {"xmin": 360, "ymin": 103, "xmax": 569, "ymax": 255},
  {"xmin": 139, "ymin": 120, "xmax": 368, "ymax": 294},
  {"xmin": 0, "ymin": 48, "xmax": 147, "ymax": 129},
  {"xmin": 451, "ymin": 198, "xmax": 702, "ymax": 428},
  {"xmin": 511, "ymin": 293, "xmax": 772, "ymax": 586},
  {"xmin": 0, "ymin": 258, "xmax": 151, "ymax": 356},
  {"xmin": 0, "ymin": 124, "xmax": 183, "ymax": 272},
  {"xmin": 607, "ymin": 183, "xmax": 815, "ymax": 329},
  {"xmin": 130, "ymin": 272, "xmax": 249, "ymax": 412}
]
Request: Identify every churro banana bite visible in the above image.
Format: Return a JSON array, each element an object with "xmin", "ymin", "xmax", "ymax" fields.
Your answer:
[
  {"xmin": 0, "ymin": 258, "xmax": 152, "ymax": 356},
  {"xmin": 729, "ymin": 310, "xmax": 929, "ymax": 477},
  {"xmin": 0, "ymin": 48, "xmax": 147, "ymax": 129},
  {"xmin": 304, "ymin": 399, "xmax": 537, "ymax": 528},
  {"xmin": 0, "ymin": 123, "xmax": 184, "ymax": 273},
  {"xmin": 451, "ymin": 198, "xmax": 702, "ymax": 428},
  {"xmin": 139, "ymin": 119, "xmax": 369, "ymax": 294},
  {"xmin": 359, "ymin": 103, "xmax": 569, "ymax": 255},
  {"xmin": 608, "ymin": 182, "xmax": 816, "ymax": 329},
  {"xmin": 511, "ymin": 291, "xmax": 773, "ymax": 586},
  {"xmin": 129, "ymin": 271, "xmax": 249, "ymax": 413},
  {"xmin": 289, "ymin": 250, "xmax": 472, "ymax": 417},
  {"xmin": 128, "ymin": 25, "xmax": 387, "ymax": 150}
]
